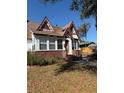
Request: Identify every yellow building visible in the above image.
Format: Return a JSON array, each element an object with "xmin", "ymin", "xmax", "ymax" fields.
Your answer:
[
  {"xmin": 80, "ymin": 42, "xmax": 96, "ymax": 56},
  {"xmin": 80, "ymin": 47, "xmax": 94, "ymax": 56}
]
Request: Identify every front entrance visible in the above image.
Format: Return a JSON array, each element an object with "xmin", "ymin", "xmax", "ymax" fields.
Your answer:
[{"xmin": 64, "ymin": 38, "xmax": 72, "ymax": 55}]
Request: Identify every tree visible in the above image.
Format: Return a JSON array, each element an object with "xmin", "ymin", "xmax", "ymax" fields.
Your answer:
[
  {"xmin": 70, "ymin": 0, "xmax": 96, "ymax": 20},
  {"xmin": 41, "ymin": 0, "xmax": 62, "ymax": 4},
  {"xmin": 41, "ymin": 0, "xmax": 97, "ymax": 26},
  {"xmin": 78, "ymin": 23, "xmax": 90, "ymax": 41}
]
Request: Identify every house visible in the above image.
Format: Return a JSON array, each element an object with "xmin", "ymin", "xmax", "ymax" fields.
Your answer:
[
  {"xmin": 80, "ymin": 41, "xmax": 97, "ymax": 56},
  {"xmin": 27, "ymin": 16, "xmax": 80, "ymax": 58}
]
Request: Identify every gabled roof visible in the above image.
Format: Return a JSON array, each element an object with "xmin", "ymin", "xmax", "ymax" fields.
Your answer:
[
  {"xmin": 27, "ymin": 28, "xmax": 32, "ymax": 40},
  {"xmin": 36, "ymin": 16, "xmax": 54, "ymax": 31},
  {"xmin": 80, "ymin": 41, "xmax": 97, "ymax": 47},
  {"xmin": 27, "ymin": 21, "xmax": 39, "ymax": 31},
  {"xmin": 32, "ymin": 30, "xmax": 64, "ymax": 37},
  {"xmin": 27, "ymin": 21, "xmax": 39, "ymax": 40},
  {"xmin": 27, "ymin": 17, "xmax": 80, "ymax": 39},
  {"xmin": 63, "ymin": 21, "xmax": 80, "ymax": 40}
]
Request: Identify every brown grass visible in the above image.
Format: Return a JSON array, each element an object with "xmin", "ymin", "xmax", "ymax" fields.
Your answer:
[{"xmin": 27, "ymin": 62, "xmax": 96, "ymax": 93}]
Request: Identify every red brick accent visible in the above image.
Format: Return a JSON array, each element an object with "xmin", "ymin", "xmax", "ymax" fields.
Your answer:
[
  {"xmin": 72, "ymin": 50, "xmax": 81, "ymax": 56},
  {"xmin": 35, "ymin": 50, "xmax": 66, "ymax": 58},
  {"xmin": 34, "ymin": 50, "xmax": 81, "ymax": 59}
]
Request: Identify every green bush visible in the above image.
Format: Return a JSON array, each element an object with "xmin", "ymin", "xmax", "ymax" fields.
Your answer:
[
  {"xmin": 48, "ymin": 57, "xmax": 54, "ymax": 64},
  {"xmin": 52, "ymin": 57, "xmax": 58, "ymax": 63},
  {"xmin": 27, "ymin": 52, "xmax": 35, "ymax": 66},
  {"xmin": 41, "ymin": 57, "xmax": 60, "ymax": 65},
  {"xmin": 27, "ymin": 52, "xmax": 64, "ymax": 66},
  {"xmin": 33, "ymin": 56, "xmax": 42, "ymax": 65},
  {"xmin": 40, "ymin": 58, "xmax": 45, "ymax": 66}
]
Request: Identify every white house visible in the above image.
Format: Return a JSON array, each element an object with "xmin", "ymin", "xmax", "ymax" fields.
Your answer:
[{"xmin": 27, "ymin": 17, "xmax": 80, "ymax": 58}]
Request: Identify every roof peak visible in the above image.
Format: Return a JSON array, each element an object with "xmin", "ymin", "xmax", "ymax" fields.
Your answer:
[{"xmin": 44, "ymin": 16, "xmax": 49, "ymax": 20}]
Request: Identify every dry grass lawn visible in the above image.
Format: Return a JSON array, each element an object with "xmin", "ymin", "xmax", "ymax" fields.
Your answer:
[{"xmin": 27, "ymin": 62, "xmax": 96, "ymax": 93}]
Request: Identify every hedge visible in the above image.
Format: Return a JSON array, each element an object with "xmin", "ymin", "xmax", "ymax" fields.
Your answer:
[{"xmin": 27, "ymin": 52, "xmax": 63, "ymax": 66}]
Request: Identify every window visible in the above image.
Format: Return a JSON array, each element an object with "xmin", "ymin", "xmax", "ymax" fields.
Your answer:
[
  {"xmin": 72, "ymin": 40, "xmax": 78, "ymax": 50},
  {"xmin": 32, "ymin": 44, "xmax": 35, "ymax": 50},
  {"xmin": 76, "ymin": 41, "xmax": 79, "ymax": 49},
  {"xmin": 57, "ymin": 39, "xmax": 62, "ymax": 49},
  {"xmin": 49, "ymin": 38, "xmax": 55, "ymax": 50},
  {"xmin": 40, "ymin": 38, "xmax": 47, "ymax": 50},
  {"xmin": 72, "ymin": 40, "xmax": 76, "ymax": 50},
  {"xmin": 32, "ymin": 39, "xmax": 35, "ymax": 50}
]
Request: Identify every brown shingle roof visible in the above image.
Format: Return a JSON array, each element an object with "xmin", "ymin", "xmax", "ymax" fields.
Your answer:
[
  {"xmin": 27, "ymin": 21, "xmax": 39, "ymax": 31},
  {"xmin": 33, "ymin": 30, "xmax": 63, "ymax": 37},
  {"xmin": 63, "ymin": 21, "xmax": 73, "ymax": 30},
  {"xmin": 27, "ymin": 22, "xmax": 39, "ymax": 40},
  {"xmin": 27, "ymin": 20, "xmax": 78, "ymax": 39},
  {"xmin": 53, "ymin": 26, "xmax": 65, "ymax": 36},
  {"xmin": 27, "ymin": 21, "xmax": 66, "ymax": 37},
  {"xmin": 27, "ymin": 28, "xmax": 32, "ymax": 40}
]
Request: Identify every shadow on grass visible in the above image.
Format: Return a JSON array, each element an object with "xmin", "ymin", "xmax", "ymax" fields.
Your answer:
[{"xmin": 55, "ymin": 61, "xmax": 97, "ymax": 75}]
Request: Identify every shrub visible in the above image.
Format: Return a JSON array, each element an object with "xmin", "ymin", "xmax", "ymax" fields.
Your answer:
[
  {"xmin": 39, "ymin": 58, "xmax": 45, "ymax": 66},
  {"xmin": 42, "ymin": 57, "xmax": 58, "ymax": 65},
  {"xmin": 52, "ymin": 57, "xmax": 58, "ymax": 63},
  {"xmin": 46, "ymin": 57, "xmax": 53, "ymax": 65},
  {"xmin": 27, "ymin": 52, "xmax": 64, "ymax": 66},
  {"xmin": 33, "ymin": 56, "xmax": 41, "ymax": 65},
  {"xmin": 27, "ymin": 52, "xmax": 35, "ymax": 66},
  {"xmin": 53, "ymin": 56, "xmax": 64, "ymax": 63}
]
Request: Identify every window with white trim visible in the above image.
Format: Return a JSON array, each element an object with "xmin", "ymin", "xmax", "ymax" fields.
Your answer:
[
  {"xmin": 32, "ymin": 39, "xmax": 35, "ymax": 50},
  {"xmin": 49, "ymin": 38, "xmax": 55, "ymax": 50},
  {"xmin": 76, "ymin": 41, "xmax": 79, "ymax": 49},
  {"xmin": 72, "ymin": 40, "xmax": 76, "ymax": 50},
  {"xmin": 32, "ymin": 44, "xmax": 35, "ymax": 50},
  {"xmin": 72, "ymin": 39, "xmax": 78, "ymax": 50},
  {"xmin": 57, "ymin": 39, "xmax": 62, "ymax": 49},
  {"xmin": 40, "ymin": 38, "xmax": 47, "ymax": 50}
]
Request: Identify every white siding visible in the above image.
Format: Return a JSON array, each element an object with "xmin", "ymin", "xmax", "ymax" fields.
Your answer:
[
  {"xmin": 47, "ymin": 38, "xmax": 49, "ymax": 50},
  {"xmin": 72, "ymin": 28, "xmax": 78, "ymax": 39},
  {"xmin": 32, "ymin": 35, "xmax": 80, "ymax": 52},
  {"xmin": 27, "ymin": 29, "xmax": 33, "ymax": 51},
  {"xmin": 72, "ymin": 35, "xmax": 78, "ymax": 39},
  {"xmin": 27, "ymin": 40, "xmax": 32, "ymax": 51},
  {"xmin": 66, "ymin": 38, "xmax": 72, "ymax": 55},
  {"xmin": 62, "ymin": 39, "xmax": 65, "ymax": 50},
  {"xmin": 55, "ymin": 39, "xmax": 57, "ymax": 50},
  {"xmin": 35, "ymin": 38, "xmax": 40, "ymax": 51},
  {"xmin": 72, "ymin": 28, "xmax": 76, "ymax": 34}
]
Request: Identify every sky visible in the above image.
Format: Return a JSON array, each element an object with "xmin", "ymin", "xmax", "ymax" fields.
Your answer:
[{"xmin": 27, "ymin": 0, "xmax": 97, "ymax": 43}]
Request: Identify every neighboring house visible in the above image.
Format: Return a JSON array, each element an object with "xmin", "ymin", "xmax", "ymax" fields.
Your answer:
[
  {"xmin": 80, "ymin": 41, "xmax": 97, "ymax": 56},
  {"xmin": 27, "ymin": 16, "xmax": 80, "ymax": 58}
]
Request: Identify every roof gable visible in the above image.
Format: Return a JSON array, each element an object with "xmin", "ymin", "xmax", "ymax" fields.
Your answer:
[
  {"xmin": 63, "ymin": 21, "xmax": 80, "ymax": 40},
  {"xmin": 27, "ymin": 17, "xmax": 80, "ymax": 40},
  {"xmin": 36, "ymin": 16, "xmax": 54, "ymax": 32}
]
